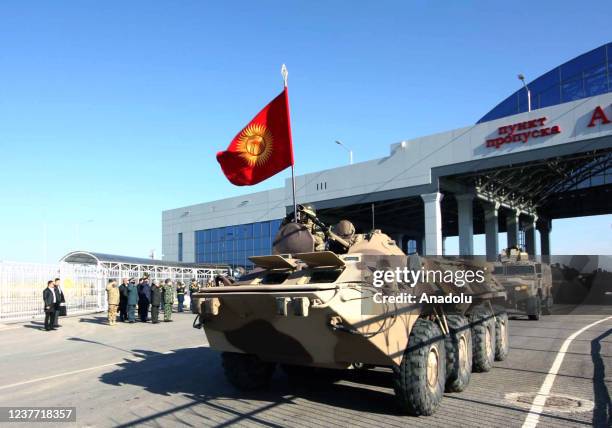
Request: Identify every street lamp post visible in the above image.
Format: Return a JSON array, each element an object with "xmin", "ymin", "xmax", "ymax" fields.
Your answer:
[
  {"xmin": 334, "ymin": 140, "xmax": 353, "ymax": 165},
  {"xmin": 518, "ymin": 73, "xmax": 531, "ymax": 112}
]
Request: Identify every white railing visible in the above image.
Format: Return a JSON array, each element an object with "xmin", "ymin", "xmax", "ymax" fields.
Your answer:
[{"xmin": 0, "ymin": 261, "xmax": 228, "ymax": 323}]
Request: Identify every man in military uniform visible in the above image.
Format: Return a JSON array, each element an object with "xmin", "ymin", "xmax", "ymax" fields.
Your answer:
[
  {"xmin": 162, "ymin": 279, "xmax": 174, "ymax": 322},
  {"xmin": 150, "ymin": 280, "xmax": 163, "ymax": 324},
  {"xmin": 105, "ymin": 279, "xmax": 120, "ymax": 326},
  {"xmin": 281, "ymin": 203, "xmax": 326, "ymax": 251},
  {"xmin": 189, "ymin": 279, "xmax": 199, "ymax": 313},
  {"xmin": 176, "ymin": 281, "xmax": 186, "ymax": 312}
]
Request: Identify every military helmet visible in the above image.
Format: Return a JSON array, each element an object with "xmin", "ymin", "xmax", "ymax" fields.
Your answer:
[
  {"xmin": 298, "ymin": 203, "xmax": 316, "ymax": 219},
  {"xmin": 333, "ymin": 219, "xmax": 356, "ymax": 239}
]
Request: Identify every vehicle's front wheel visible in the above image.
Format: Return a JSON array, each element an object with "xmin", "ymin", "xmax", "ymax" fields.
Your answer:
[
  {"xmin": 444, "ymin": 314, "xmax": 472, "ymax": 392},
  {"xmin": 393, "ymin": 319, "xmax": 446, "ymax": 416},
  {"xmin": 527, "ymin": 296, "xmax": 541, "ymax": 320},
  {"xmin": 221, "ymin": 352, "xmax": 275, "ymax": 390}
]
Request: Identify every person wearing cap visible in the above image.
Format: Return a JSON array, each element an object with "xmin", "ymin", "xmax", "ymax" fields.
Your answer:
[
  {"xmin": 176, "ymin": 281, "xmax": 186, "ymax": 312},
  {"xmin": 137, "ymin": 277, "xmax": 151, "ymax": 322},
  {"xmin": 118, "ymin": 278, "xmax": 129, "ymax": 322},
  {"xmin": 189, "ymin": 279, "xmax": 199, "ymax": 313},
  {"xmin": 162, "ymin": 279, "xmax": 174, "ymax": 322},
  {"xmin": 126, "ymin": 278, "xmax": 138, "ymax": 323},
  {"xmin": 150, "ymin": 280, "xmax": 163, "ymax": 324},
  {"xmin": 105, "ymin": 279, "xmax": 120, "ymax": 326}
]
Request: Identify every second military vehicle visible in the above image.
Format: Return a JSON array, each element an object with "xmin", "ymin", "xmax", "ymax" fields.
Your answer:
[
  {"xmin": 193, "ymin": 205, "xmax": 509, "ymax": 416},
  {"xmin": 492, "ymin": 247, "xmax": 553, "ymax": 320}
]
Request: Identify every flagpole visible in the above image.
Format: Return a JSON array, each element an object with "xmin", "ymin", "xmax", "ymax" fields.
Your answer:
[{"xmin": 282, "ymin": 64, "xmax": 298, "ymax": 223}]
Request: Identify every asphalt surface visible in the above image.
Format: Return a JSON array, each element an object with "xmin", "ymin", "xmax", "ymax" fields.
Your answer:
[{"xmin": 0, "ymin": 306, "xmax": 610, "ymax": 428}]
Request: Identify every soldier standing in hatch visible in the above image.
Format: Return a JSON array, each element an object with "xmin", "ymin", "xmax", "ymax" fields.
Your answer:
[
  {"xmin": 105, "ymin": 279, "xmax": 120, "ymax": 326},
  {"xmin": 118, "ymin": 278, "xmax": 129, "ymax": 322},
  {"xmin": 189, "ymin": 279, "xmax": 199, "ymax": 312},
  {"xmin": 162, "ymin": 279, "xmax": 174, "ymax": 322},
  {"xmin": 126, "ymin": 278, "xmax": 138, "ymax": 323},
  {"xmin": 176, "ymin": 281, "xmax": 186, "ymax": 312},
  {"xmin": 150, "ymin": 280, "xmax": 162, "ymax": 324},
  {"xmin": 281, "ymin": 203, "xmax": 326, "ymax": 251}
]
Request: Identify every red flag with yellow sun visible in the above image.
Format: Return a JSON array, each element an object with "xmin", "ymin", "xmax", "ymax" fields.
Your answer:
[{"xmin": 217, "ymin": 88, "xmax": 294, "ymax": 186}]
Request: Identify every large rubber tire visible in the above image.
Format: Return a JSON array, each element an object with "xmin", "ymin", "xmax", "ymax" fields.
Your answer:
[
  {"xmin": 494, "ymin": 311, "xmax": 509, "ymax": 361},
  {"xmin": 444, "ymin": 314, "xmax": 472, "ymax": 393},
  {"xmin": 541, "ymin": 295, "xmax": 553, "ymax": 315},
  {"xmin": 470, "ymin": 309, "xmax": 496, "ymax": 373},
  {"xmin": 221, "ymin": 352, "xmax": 275, "ymax": 390},
  {"xmin": 527, "ymin": 296, "xmax": 541, "ymax": 320},
  {"xmin": 393, "ymin": 319, "xmax": 446, "ymax": 416}
]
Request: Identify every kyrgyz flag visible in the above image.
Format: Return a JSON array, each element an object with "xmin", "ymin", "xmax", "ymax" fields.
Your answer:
[{"xmin": 217, "ymin": 88, "xmax": 294, "ymax": 186}]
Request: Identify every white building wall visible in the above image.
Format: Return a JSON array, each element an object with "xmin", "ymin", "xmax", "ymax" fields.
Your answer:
[{"xmin": 163, "ymin": 93, "xmax": 612, "ymax": 261}]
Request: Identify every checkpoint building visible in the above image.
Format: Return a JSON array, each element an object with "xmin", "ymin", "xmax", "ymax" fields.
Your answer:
[{"xmin": 163, "ymin": 43, "xmax": 612, "ymax": 267}]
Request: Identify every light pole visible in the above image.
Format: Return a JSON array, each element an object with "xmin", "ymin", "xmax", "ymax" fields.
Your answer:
[
  {"xmin": 518, "ymin": 73, "xmax": 531, "ymax": 112},
  {"xmin": 334, "ymin": 140, "xmax": 353, "ymax": 165}
]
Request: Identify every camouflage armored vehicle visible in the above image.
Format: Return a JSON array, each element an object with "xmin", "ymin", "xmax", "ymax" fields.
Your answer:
[
  {"xmin": 491, "ymin": 247, "xmax": 553, "ymax": 320},
  {"xmin": 193, "ymin": 206, "xmax": 508, "ymax": 416}
]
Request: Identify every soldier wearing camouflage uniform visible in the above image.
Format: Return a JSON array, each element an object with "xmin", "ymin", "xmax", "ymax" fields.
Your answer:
[
  {"xmin": 189, "ymin": 279, "xmax": 199, "ymax": 312},
  {"xmin": 162, "ymin": 279, "xmax": 174, "ymax": 322}
]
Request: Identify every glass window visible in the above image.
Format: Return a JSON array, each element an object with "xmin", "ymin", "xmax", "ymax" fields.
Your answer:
[
  {"xmin": 261, "ymin": 221, "xmax": 270, "ymax": 238},
  {"xmin": 584, "ymin": 64, "xmax": 607, "ymax": 96},
  {"xmin": 561, "ymin": 77, "xmax": 584, "ymax": 102}
]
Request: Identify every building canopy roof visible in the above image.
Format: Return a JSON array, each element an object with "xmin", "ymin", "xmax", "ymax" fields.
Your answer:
[
  {"xmin": 60, "ymin": 251, "xmax": 226, "ymax": 269},
  {"xmin": 478, "ymin": 43, "xmax": 612, "ymax": 123}
]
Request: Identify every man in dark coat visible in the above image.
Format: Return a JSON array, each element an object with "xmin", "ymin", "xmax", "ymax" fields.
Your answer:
[
  {"xmin": 118, "ymin": 278, "xmax": 129, "ymax": 322},
  {"xmin": 43, "ymin": 280, "xmax": 58, "ymax": 331},
  {"xmin": 53, "ymin": 277, "xmax": 65, "ymax": 328},
  {"xmin": 150, "ymin": 280, "xmax": 163, "ymax": 323},
  {"xmin": 126, "ymin": 278, "xmax": 138, "ymax": 323},
  {"xmin": 137, "ymin": 278, "xmax": 152, "ymax": 322}
]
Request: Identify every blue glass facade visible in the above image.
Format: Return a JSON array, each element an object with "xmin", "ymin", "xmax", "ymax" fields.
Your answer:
[
  {"xmin": 478, "ymin": 43, "xmax": 612, "ymax": 123},
  {"xmin": 194, "ymin": 219, "xmax": 283, "ymax": 268}
]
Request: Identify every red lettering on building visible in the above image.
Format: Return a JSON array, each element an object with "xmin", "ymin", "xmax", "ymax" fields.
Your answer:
[
  {"xmin": 486, "ymin": 116, "xmax": 562, "ymax": 149},
  {"xmin": 587, "ymin": 105, "xmax": 611, "ymax": 127}
]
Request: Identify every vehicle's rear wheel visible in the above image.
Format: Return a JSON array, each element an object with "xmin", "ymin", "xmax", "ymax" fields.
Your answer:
[
  {"xmin": 527, "ymin": 296, "xmax": 541, "ymax": 320},
  {"xmin": 470, "ymin": 308, "xmax": 496, "ymax": 372},
  {"xmin": 221, "ymin": 352, "xmax": 275, "ymax": 390},
  {"xmin": 494, "ymin": 311, "xmax": 509, "ymax": 361},
  {"xmin": 444, "ymin": 314, "xmax": 472, "ymax": 393},
  {"xmin": 393, "ymin": 319, "xmax": 446, "ymax": 416}
]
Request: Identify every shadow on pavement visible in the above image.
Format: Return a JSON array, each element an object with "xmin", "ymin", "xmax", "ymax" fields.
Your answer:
[
  {"xmin": 23, "ymin": 321, "xmax": 46, "ymax": 330},
  {"xmin": 591, "ymin": 327, "xmax": 611, "ymax": 427},
  {"xmin": 78, "ymin": 316, "xmax": 109, "ymax": 325},
  {"xmin": 99, "ymin": 347, "xmax": 401, "ymax": 426}
]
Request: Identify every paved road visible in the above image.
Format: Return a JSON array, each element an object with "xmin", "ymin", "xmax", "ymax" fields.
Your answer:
[{"xmin": 0, "ymin": 306, "xmax": 610, "ymax": 428}]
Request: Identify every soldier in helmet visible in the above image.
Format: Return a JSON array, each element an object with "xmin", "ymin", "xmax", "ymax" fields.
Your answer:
[
  {"xmin": 330, "ymin": 219, "xmax": 363, "ymax": 253},
  {"xmin": 282, "ymin": 203, "xmax": 326, "ymax": 251}
]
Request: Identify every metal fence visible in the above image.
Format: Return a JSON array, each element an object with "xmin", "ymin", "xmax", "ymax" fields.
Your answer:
[{"xmin": 0, "ymin": 261, "xmax": 228, "ymax": 323}]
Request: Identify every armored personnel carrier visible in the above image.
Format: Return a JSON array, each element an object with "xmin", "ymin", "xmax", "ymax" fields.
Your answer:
[
  {"xmin": 492, "ymin": 247, "xmax": 553, "ymax": 320},
  {"xmin": 192, "ymin": 206, "xmax": 508, "ymax": 416}
]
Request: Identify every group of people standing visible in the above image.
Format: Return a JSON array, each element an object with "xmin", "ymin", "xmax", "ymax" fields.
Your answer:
[
  {"xmin": 106, "ymin": 277, "xmax": 198, "ymax": 325},
  {"xmin": 42, "ymin": 278, "xmax": 66, "ymax": 331}
]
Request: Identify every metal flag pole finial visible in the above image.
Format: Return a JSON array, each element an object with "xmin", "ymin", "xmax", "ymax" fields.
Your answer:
[{"xmin": 281, "ymin": 64, "xmax": 288, "ymax": 88}]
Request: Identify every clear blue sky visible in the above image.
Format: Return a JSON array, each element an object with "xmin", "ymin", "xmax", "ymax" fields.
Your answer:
[{"xmin": 1, "ymin": 1, "xmax": 610, "ymax": 263}]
